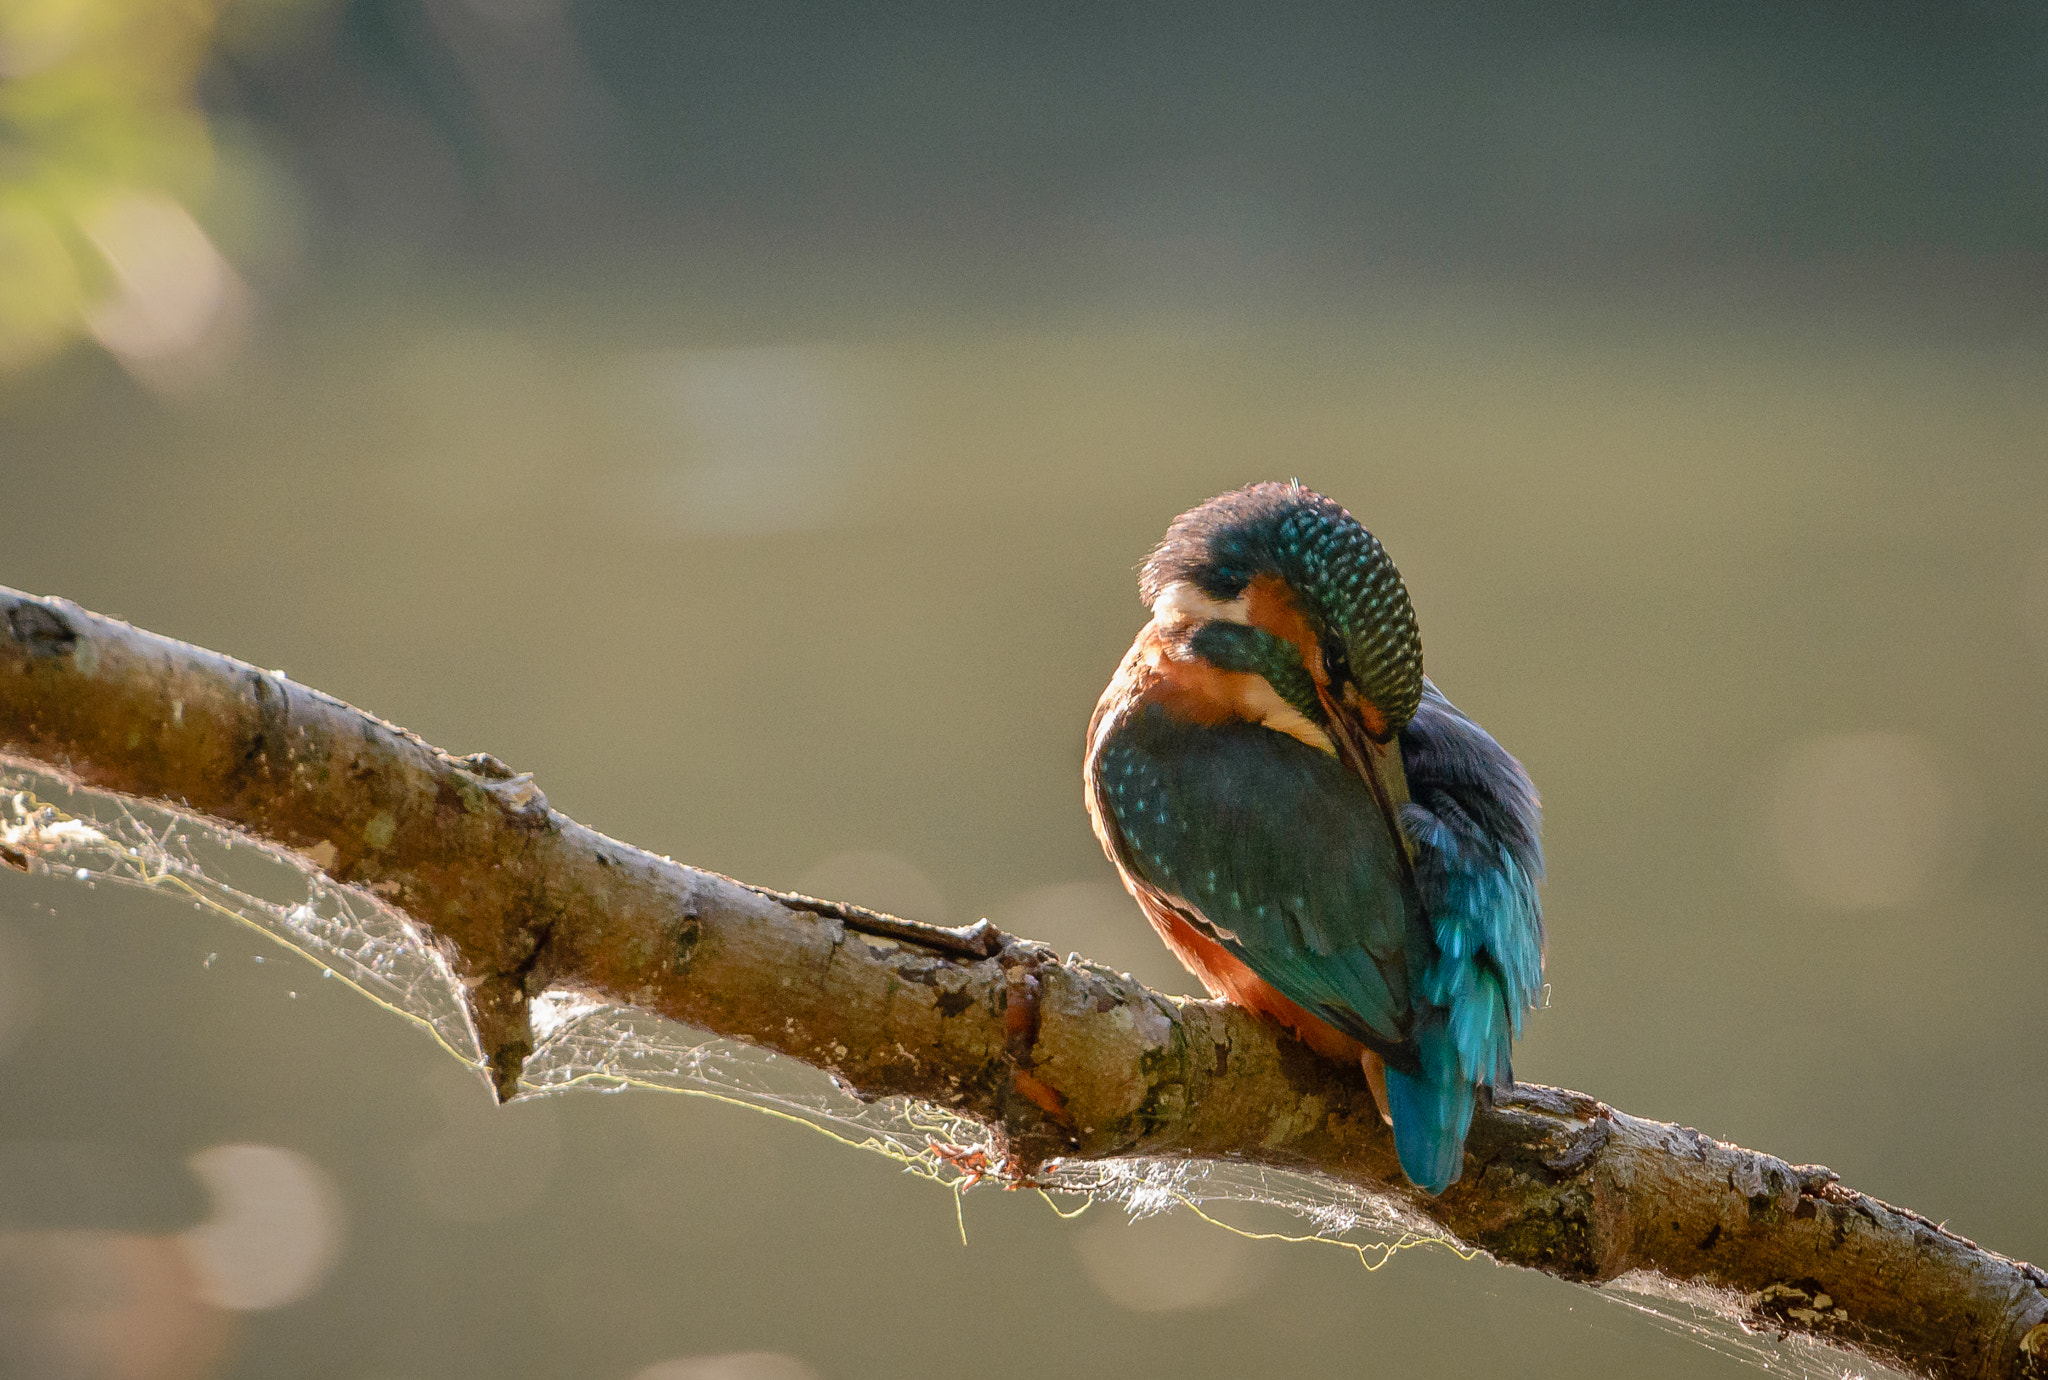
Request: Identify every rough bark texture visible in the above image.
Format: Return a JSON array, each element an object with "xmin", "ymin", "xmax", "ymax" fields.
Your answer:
[{"xmin": 2, "ymin": 586, "xmax": 2043, "ymax": 1380}]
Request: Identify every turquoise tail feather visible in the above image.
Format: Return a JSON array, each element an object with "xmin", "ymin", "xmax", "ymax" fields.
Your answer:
[{"xmin": 1382, "ymin": 1020, "xmax": 1475, "ymax": 1195}]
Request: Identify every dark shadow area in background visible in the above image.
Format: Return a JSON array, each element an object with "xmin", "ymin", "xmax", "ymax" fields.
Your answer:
[{"xmin": 208, "ymin": 1, "xmax": 2048, "ymax": 326}]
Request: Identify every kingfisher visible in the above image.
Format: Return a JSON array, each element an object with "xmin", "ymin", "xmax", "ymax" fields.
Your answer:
[{"xmin": 1084, "ymin": 482, "xmax": 1544, "ymax": 1194}]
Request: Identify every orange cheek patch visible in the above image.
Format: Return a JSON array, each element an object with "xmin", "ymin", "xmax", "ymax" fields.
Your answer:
[
  {"xmin": 1145, "ymin": 658, "xmax": 1243, "ymax": 727},
  {"xmin": 1143, "ymin": 644, "xmax": 1269, "ymax": 729},
  {"xmin": 1345, "ymin": 685, "xmax": 1390, "ymax": 741},
  {"xmin": 1243, "ymin": 573, "xmax": 1324, "ymax": 682}
]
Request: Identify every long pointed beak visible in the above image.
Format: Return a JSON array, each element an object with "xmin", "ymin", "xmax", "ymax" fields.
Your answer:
[{"xmin": 1318, "ymin": 685, "xmax": 1418, "ymax": 893}]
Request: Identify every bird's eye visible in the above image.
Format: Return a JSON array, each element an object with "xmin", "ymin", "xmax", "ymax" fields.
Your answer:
[{"xmin": 1320, "ymin": 638, "xmax": 1350, "ymax": 683}]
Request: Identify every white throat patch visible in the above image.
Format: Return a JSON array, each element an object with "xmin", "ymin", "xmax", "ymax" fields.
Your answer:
[{"xmin": 1149, "ymin": 581, "xmax": 1250, "ymax": 627}]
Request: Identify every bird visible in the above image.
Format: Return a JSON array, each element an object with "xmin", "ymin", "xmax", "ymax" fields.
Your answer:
[{"xmin": 1083, "ymin": 482, "xmax": 1544, "ymax": 1194}]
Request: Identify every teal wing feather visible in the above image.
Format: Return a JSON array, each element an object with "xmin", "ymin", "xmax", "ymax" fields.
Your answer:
[
  {"xmin": 1092, "ymin": 700, "xmax": 1422, "ymax": 1056},
  {"xmin": 1373, "ymin": 682, "xmax": 1545, "ymax": 1193},
  {"xmin": 1397, "ymin": 681, "xmax": 1545, "ymax": 1090}
]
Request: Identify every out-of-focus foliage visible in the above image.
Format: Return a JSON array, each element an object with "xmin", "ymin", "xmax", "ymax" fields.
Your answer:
[{"xmin": 0, "ymin": 0, "xmax": 297, "ymax": 373}]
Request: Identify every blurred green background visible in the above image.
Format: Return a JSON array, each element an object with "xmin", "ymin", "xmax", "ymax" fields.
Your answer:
[{"xmin": 2, "ymin": 3, "xmax": 2046, "ymax": 1377}]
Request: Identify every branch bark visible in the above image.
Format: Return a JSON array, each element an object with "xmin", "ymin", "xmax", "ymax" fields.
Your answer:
[{"xmin": 2, "ymin": 586, "xmax": 2042, "ymax": 1380}]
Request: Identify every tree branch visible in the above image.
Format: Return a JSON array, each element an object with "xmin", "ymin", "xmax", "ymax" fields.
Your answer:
[{"xmin": 2, "ymin": 586, "xmax": 2042, "ymax": 1380}]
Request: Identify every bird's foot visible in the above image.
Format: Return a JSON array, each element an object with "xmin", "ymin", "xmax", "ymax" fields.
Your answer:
[{"xmin": 1362, "ymin": 1052, "xmax": 1394, "ymax": 1126}]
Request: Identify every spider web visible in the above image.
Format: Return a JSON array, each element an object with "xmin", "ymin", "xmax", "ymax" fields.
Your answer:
[{"xmin": 0, "ymin": 765, "xmax": 1907, "ymax": 1380}]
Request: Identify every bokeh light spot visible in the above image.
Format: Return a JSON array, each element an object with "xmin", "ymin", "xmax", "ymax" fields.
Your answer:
[
  {"xmin": 606, "ymin": 347, "xmax": 875, "ymax": 536},
  {"xmin": 177, "ymin": 1143, "xmax": 344, "ymax": 1311},
  {"xmin": 80, "ymin": 192, "xmax": 247, "ymax": 390},
  {"xmin": 0, "ymin": 1229, "xmax": 231, "ymax": 1380},
  {"xmin": 1073, "ymin": 1211, "xmax": 1268, "ymax": 1313}
]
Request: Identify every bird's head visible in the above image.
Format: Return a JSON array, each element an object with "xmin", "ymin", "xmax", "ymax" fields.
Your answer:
[{"xmin": 1140, "ymin": 481, "xmax": 1423, "ymax": 743}]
